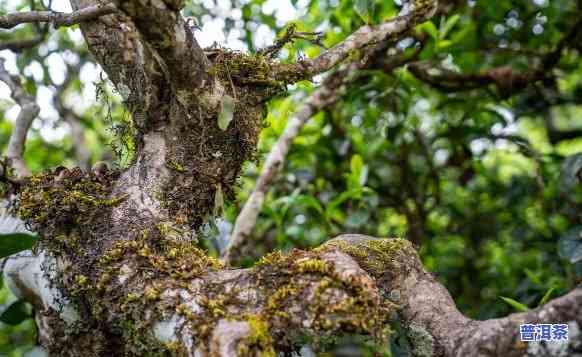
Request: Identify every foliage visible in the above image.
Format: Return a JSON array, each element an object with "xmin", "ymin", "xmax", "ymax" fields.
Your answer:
[{"xmin": 0, "ymin": 233, "xmax": 37, "ymax": 258}]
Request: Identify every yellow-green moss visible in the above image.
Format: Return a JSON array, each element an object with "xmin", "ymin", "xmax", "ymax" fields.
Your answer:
[
  {"xmin": 236, "ymin": 314, "xmax": 277, "ymax": 357},
  {"xmin": 210, "ymin": 49, "xmax": 293, "ymax": 88},
  {"xmin": 165, "ymin": 158, "xmax": 185, "ymax": 173},
  {"xmin": 17, "ymin": 168, "xmax": 125, "ymax": 245},
  {"xmin": 252, "ymin": 247, "xmax": 394, "ymax": 345},
  {"xmin": 318, "ymin": 238, "xmax": 412, "ymax": 279}
]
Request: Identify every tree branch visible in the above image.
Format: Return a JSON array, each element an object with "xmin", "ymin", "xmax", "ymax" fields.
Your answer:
[
  {"xmin": 115, "ymin": 0, "xmax": 211, "ymax": 93},
  {"xmin": 225, "ymin": 38, "xmax": 427, "ymax": 265},
  {"xmin": 0, "ymin": 59, "xmax": 39, "ymax": 177},
  {"xmin": 69, "ymin": 0, "xmax": 165, "ymax": 131},
  {"xmin": 408, "ymin": 17, "xmax": 582, "ymax": 97},
  {"xmin": 4, "ymin": 235, "xmax": 581, "ymax": 355},
  {"xmin": 272, "ymin": 0, "xmax": 438, "ymax": 82},
  {"xmin": 224, "ymin": 64, "xmax": 355, "ymax": 265},
  {"xmin": 0, "ymin": 28, "xmax": 46, "ymax": 52},
  {"xmin": 0, "ymin": 2, "xmax": 116, "ymax": 29}
]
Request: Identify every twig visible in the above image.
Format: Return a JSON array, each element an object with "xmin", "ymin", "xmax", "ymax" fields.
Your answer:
[
  {"xmin": 0, "ymin": 2, "xmax": 116, "ymax": 29},
  {"xmin": 272, "ymin": 0, "xmax": 438, "ymax": 82},
  {"xmin": 408, "ymin": 17, "xmax": 582, "ymax": 97},
  {"xmin": 258, "ymin": 24, "xmax": 325, "ymax": 59},
  {"xmin": 0, "ymin": 59, "xmax": 39, "ymax": 178}
]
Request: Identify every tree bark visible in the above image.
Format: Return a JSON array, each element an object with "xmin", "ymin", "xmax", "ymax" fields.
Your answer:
[
  {"xmin": 2, "ymin": 0, "xmax": 581, "ymax": 356},
  {"xmin": 5, "ymin": 235, "xmax": 581, "ymax": 355}
]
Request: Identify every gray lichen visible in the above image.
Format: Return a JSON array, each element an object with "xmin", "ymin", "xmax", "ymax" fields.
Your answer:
[{"xmin": 407, "ymin": 323, "xmax": 435, "ymax": 357}]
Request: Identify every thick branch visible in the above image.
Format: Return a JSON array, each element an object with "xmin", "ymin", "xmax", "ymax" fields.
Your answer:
[
  {"xmin": 4, "ymin": 235, "xmax": 581, "ymax": 356},
  {"xmin": 115, "ymin": 0, "xmax": 211, "ymax": 93},
  {"xmin": 0, "ymin": 2, "xmax": 116, "ymax": 29},
  {"xmin": 70, "ymin": 0, "xmax": 163, "ymax": 130},
  {"xmin": 0, "ymin": 59, "xmax": 39, "ymax": 177},
  {"xmin": 325, "ymin": 235, "xmax": 582, "ymax": 357}
]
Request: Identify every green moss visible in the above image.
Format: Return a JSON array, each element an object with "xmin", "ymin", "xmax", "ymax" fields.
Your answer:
[
  {"xmin": 210, "ymin": 49, "xmax": 288, "ymax": 88},
  {"xmin": 319, "ymin": 238, "xmax": 412, "ymax": 279},
  {"xmin": 86, "ymin": 230, "xmax": 225, "ymax": 354},
  {"xmin": 296, "ymin": 258, "xmax": 331, "ymax": 274},
  {"xmin": 236, "ymin": 314, "xmax": 277, "ymax": 357},
  {"xmin": 252, "ymin": 247, "xmax": 394, "ymax": 345},
  {"xmin": 16, "ymin": 169, "xmax": 406, "ymax": 354},
  {"xmin": 17, "ymin": 168, "xmax": 125, "ymax": 241},
  {"xmin": 165, "ymin": 158, "xmax": 185, "ymax": 173}
]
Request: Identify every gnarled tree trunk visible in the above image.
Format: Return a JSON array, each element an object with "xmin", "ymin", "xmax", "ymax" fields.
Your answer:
[{"xmin": 2, "ymin": 1, "xmax": 581, "ymax": 356}]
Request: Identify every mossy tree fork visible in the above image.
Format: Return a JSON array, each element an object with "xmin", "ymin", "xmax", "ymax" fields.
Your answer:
[{"xmin": 1, "ymin": 0, "xmax": 581, "ymax": 356}]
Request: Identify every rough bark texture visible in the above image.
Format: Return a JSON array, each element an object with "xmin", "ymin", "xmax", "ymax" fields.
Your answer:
[
  {"xmin": 5, "ymin": 235, "xmax": 581, "ymax": 356},
  {"xmin": 2, "ymin": 0, "xmax": 582, "ymax": 356}
]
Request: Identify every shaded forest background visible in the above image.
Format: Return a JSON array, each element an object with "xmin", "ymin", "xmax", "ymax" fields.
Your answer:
[{"xmin": 0, "ymin": 0, "xmax": 581, "ymax": 355}]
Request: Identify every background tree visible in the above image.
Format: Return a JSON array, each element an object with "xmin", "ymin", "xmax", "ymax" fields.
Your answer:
[{"xmin": 0, "ymin": 0, "xmax": 580, "ymax": 356}]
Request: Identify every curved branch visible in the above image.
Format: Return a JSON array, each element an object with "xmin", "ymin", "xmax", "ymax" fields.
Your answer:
[
  {"xmin": 224, "ymin": 64, "xmax": 356, "ymax": 265},
  {"xmin": 273, "ymin": 0, "xmax": 438, "ymax": 82},
  {"xmin": 325, "ymin": 235, "xmax": 582, "ymax": 357},
  {"xmin": 0, "ymin": 59, "xmax": 39, "ymax": 177},
  {"xmin": 0, "ymin": 2, "xmax": 116, "ymax": 29},
  {"xmin": 4, "ymin": 235, "xmax": 581, "ymax": 356}
]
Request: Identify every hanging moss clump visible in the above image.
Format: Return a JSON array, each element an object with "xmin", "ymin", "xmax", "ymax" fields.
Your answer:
[{"xmin": 17, "ymin": 166, "xmax": 124, "ymax": 255}]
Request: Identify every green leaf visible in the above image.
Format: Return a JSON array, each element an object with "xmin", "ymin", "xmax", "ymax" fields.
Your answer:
[
  {"xmin": 350, "ymin": 154, "xmax": 364, "ymax": 177},
  {"xmin": 327, "ymin": 188, "xmax": 363, "ymax": 213},
  {"xmin": 293, "ymin": 195, "xmax": 324, "ymax": 215},
  {"xmin": 538, "ymin": 287, "xmax": 556, "ymax": 307},
  {"xmin": 437, "ymin": 40, "xmax": 453, "ymax": 49},
  {"xmin": 355, "ymin": 0, "xmax": 374, "ymax": 24},
  {"xmin": 418, "ymin": 21, "xmax": 439, "ymax": 40},
  {"xmin": 349, "ymin": 154, "xmax": 368, "ymax": 188},
  {"xmin": 500, "ymin": 296, "xmax": 529, "ymax": 312},
  {"xmin": 218, "ymin": 95, "xmax": 235, "ymax": 131},
  {"xmin": 0, "ymin": 233, "xmax": 38, "ymax": 258},
  {"xmin": 440, "ymin": 14, "xmax": 460, "ymax": 39},
  {"xmin": 0, "ymin": 300, "xmax": 31, "ymax": 325}
]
